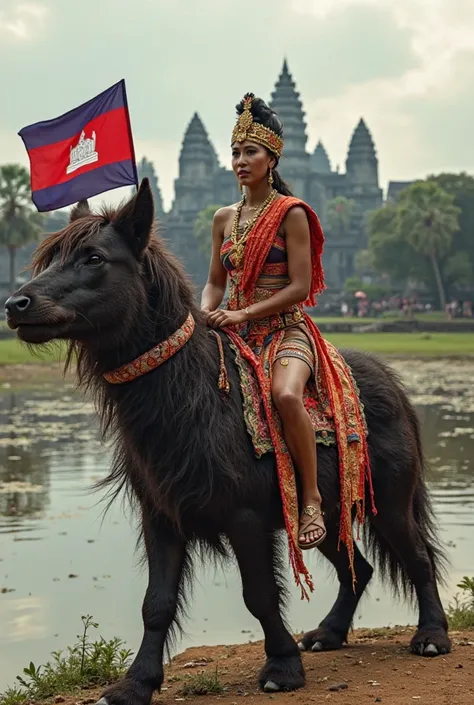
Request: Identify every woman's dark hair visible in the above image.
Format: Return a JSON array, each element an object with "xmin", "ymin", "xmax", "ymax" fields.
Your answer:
[{"xmin": 235, "ymin": 93, "xmax": 293, "ymax": 196}]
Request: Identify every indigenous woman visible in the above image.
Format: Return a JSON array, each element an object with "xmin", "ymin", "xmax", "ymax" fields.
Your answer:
[{"xmin": 201, "ymin": 94, "xmax": 371, "ymax": 593}]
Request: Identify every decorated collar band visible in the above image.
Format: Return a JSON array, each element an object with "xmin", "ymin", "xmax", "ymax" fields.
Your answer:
[{"xmin": 103, "ymin": 312, "xmax": 195, "ymax": 384}]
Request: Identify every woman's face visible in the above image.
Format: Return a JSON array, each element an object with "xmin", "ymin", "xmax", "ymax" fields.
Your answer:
[{"xmin": 231, "ymin": 140, "xmax": 275, "ymax": 189}]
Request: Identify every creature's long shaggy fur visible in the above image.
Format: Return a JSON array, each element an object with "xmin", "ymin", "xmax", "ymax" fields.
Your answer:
[{"xmin": 26, "ymin": 191, "xmax": 449, "ymax": 670}]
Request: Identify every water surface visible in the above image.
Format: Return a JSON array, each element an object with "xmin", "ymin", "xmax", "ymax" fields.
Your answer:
[{"xmin": 0, "ymin": 359, "xmax": 473, "ymax": 690}]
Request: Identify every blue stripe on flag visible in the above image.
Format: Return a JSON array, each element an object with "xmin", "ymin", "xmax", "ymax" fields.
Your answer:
[{"xmin": 31, "ymin": 159, "xmax": 136, "ymax": 212}]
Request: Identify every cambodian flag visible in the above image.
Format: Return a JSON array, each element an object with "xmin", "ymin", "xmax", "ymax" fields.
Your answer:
[{"xmin": 18, "ymin": 79, "xmax": 138, "ymax": 212}]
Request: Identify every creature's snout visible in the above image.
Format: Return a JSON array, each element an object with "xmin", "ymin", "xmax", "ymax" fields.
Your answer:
[{"xmin": 4, "ymin": 291, "xmax": 33, "ymax": 328}]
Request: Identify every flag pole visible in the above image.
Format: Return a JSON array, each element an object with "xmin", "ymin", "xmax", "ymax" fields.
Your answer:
[{"xmin": 122, "ymin": 79, "xmax": 139, "ymax": 193}]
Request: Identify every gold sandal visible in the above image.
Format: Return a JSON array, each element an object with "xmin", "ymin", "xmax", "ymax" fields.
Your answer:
[{"xmin": 298, "ymin": 505, "xmax": 327, "ymax": 550}]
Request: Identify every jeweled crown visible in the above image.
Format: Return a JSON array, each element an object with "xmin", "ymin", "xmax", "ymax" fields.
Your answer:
[{"xmin": 231, "ymin": 95, "xmax": 284, "ymax": 158}]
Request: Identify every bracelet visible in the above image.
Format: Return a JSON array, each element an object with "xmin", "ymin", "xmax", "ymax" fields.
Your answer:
[{"xmin": 244, "ymin": 306, "xmax": 252, "ymax": 319}]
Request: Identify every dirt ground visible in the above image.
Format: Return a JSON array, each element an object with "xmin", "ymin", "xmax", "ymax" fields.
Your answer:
[{"xmin": 47, "ymin": 628, "xmax": 474, "ymax": 705}]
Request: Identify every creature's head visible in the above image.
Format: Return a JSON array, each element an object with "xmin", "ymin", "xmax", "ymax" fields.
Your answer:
[{"xmin": 5, "ymin": 178, "xmax": 156, "ymax": 347}]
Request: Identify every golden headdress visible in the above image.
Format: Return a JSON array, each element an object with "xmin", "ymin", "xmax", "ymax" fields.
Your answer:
[{"xmin": 231, "ymin": 95, "xmax": 284, "ymax": 158}]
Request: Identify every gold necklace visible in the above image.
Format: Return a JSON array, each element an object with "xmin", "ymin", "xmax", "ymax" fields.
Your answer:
[
  {"xmin": 231, "ymin": 189, "xmax": 277, "ymax": 267},
  {"xmin": 244, "ymin": 194, "xmax": 270, "ymax": 211}
]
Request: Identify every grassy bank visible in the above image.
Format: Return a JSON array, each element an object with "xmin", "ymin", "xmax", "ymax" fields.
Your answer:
[
  {"xmin": 0, "ymin": 341, "xmax": 68, "ymax": 387},
  {"xmin": 313, "ymin": 313, "xmax": 474, "ymax": 325},
  {"xmin": 0, "ymin": 339, "xmax": 62, "ymax": 365},
  {"xmin": 0, "ymin": 332, "xmax": 473, "ymax": 369},
  {"xmin": 325, "ymin": 331, "xmax": 474, "ymax": 356}
]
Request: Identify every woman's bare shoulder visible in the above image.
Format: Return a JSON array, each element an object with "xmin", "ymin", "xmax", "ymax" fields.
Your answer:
[
  {"xmin": 281, "ymin": 203, "xmax": 309, "ymax": 234},
  {"xmin": 214, "ymin": 204, "xmax": 239, "ymax": 222}
]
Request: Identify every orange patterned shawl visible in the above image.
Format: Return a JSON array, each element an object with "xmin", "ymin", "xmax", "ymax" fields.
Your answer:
[
  {"xmin": 225, "ymin": 195, "xmax": 376, "ymax": 599},
  {"xmin": 240, "ymin": 196, "xmax": 325, "ymax": 306}
]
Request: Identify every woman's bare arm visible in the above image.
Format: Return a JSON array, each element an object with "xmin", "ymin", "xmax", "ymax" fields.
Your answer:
[{"xmin": 200, "ymin": 207, "xmax": 232, "ymax": 312}]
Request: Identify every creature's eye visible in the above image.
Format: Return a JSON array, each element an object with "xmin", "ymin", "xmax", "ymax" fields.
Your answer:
[{"xmin": 85, "ymin": 254, "xmax": 104, "ymax": 266}]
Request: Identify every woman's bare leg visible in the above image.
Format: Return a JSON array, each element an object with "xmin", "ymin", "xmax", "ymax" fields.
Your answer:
[{"xmin": 271, "ymin": 355, "xmax": 325, "ymax": 546}]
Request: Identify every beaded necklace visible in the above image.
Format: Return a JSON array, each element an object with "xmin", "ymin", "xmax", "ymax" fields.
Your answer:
[{"xmin": 230, "ymin": 189, "xmax": 277, "ymax": 267}]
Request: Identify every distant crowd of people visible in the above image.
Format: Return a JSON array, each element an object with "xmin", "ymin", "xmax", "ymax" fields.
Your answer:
[
  {"xmin": 445, "ymin": 299, "xmax": 473, "ymax": 319},
  {"xmin": 339, "ymin": 295, "xmax": 473, "ymax": 319}
]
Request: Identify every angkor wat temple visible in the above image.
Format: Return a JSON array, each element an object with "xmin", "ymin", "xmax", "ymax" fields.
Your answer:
[{"xmin": 140, "ymin": 60, "xmax": 395, "ymax": 295}]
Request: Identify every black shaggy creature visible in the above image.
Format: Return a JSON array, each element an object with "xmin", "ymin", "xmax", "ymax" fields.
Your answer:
[{"xmin": 5, "ymin": 179, "xmax": 450, "ymax": 704}]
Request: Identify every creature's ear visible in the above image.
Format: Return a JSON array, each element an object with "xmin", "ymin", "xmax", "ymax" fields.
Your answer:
[
  {"xmin": 113, "ymin": 178, "xmax": 154, "ymax": 257},
  {"xmin": 69, "ymin": 200, "xmax": 90, "ymax": 222}
]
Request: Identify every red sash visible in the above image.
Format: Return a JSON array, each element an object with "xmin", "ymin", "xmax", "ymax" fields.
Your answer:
[{"xmin": 225, "ymin": 196, "xmax": 376, "ymax": 598}]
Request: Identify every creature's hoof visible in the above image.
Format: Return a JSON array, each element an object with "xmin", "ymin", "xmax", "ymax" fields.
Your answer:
[
  {"xmin": 263, "ymin": 681, "xmax": 280, "ymax": 692},
  {"xmin": 298, "ymin": 627, "xmax": 344, "ymax": 653},
  {"xmin": 259, "ymin": 653, "xmax": 305, "ymax": 692},
  {"xmin": 96, "ymin": 699, "xmax": 109, "ymax": 705},
  {"xmin": 424, "ymin": 644, "xmax": 439, "ymax": 657},
  {"xmin": 410, "ymin": 626, "xmax": 451, "ymax": 657}
]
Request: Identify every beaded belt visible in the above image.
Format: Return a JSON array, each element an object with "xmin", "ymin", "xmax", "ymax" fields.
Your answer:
[{"xmin": 242, "ymin": 307, "xmax": 304, "ymax": 350}]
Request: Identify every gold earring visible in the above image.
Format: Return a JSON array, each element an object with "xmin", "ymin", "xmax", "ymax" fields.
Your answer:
[{"xmin": 268, "ymin": 168, "xmax": 274, "ymax": 186}]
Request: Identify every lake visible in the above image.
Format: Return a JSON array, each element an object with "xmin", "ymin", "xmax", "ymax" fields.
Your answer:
[{"xmin": 0, "ymin": 358, "xmax": 473, "ymax": 691}]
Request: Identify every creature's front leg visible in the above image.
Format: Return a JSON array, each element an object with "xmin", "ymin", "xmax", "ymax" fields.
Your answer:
[
  {"xmin": 96, "ymin": 510, "xmax": 186, "ymax": 705},
  {"xmin": 228, "ymin": 509, "xmax": 305, "ymax": 693}
]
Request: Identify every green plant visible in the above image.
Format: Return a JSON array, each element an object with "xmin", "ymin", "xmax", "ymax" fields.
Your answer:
[
  {"xmin": 447, "ymin": 576, "xmax": 474, "ymax": 630},
  {"xmin": 179, "ymin": 667, "xmax": 224, "ymax": 696},
  {"xmin": 0, "ymin": 615, "xmax": 133, "ymax": 705}
]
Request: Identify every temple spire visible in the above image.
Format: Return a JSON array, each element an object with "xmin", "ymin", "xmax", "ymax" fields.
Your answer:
[
  {"xmin": 311, "ymin": 140, "xmax": 331, "ymax": 174},
  {"xmin": 178, "ymin": 112, "xmax": 219, "ymax": 179},
  {"xmin": 171, "ymin": 112, "xmax": 219, "ymax": 218},
  {"xmin": 269, "ymin": 59, "xmax": 308, "ymax": 163},
  {"xmin": 345, "ymin": 118, "xmax": 379, "ymax": 186}
]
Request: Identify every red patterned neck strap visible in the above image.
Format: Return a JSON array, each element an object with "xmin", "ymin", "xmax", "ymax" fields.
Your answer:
[{"xmin": 103, "ymin": 312, "xmax": 195, "ymax": 384}]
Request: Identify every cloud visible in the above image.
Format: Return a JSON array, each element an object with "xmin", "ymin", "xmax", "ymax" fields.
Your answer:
[
  {"xmin": 0, "ymin": 2, "xmax": 47, "ymax": 40},
  {"xmin": 292, "ymin": 0, "xmax": 474, "ymax": 97},
  {"xmin": 292, "ymin": 0, "xmax": 474, "ymax": 187},
  {"xmin": 0, "ymin": 0, "xmax": 472, "ymax": 209}
]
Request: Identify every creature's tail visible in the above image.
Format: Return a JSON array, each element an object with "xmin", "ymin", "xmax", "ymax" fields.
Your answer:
[{"xmin": 364, "ymin": 395, "xmax": 448, "ymax": 600}]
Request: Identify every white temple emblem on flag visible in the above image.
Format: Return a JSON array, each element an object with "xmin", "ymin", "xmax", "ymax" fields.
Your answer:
[{"xmin": 67, "ymin": 130, "xmax": 99, "ymax": 174}]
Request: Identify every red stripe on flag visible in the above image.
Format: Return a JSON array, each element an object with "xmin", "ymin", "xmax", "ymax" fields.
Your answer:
[{"xmin": 28, "ymin": 107, "xmax": 133, "ymax": 192}]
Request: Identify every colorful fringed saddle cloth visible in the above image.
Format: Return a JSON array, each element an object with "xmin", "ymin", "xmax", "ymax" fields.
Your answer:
[
  {"xmin": 224, "ymin": 318, "xmax": 375, "ymax": 600},
  {"xmin": 229, "ymin": 332, "xmax": 367, "ymax": 459}
]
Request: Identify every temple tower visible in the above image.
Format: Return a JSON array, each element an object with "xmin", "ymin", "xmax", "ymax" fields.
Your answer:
[
  {"xmin": 269, "ymin": 60, "xmax": 310, "ymax": 196},
  {"xmin": 311, "ymin": 140, "xmax": 331, "ymax": 175},
  {"xmin": 345, "ymin": 118, "xmax": 383, "ymax": 248},
  {"xmin": 345, "ymin": 118, "xmax": 379, "ymax": 187},
  {"xmin": 171, "ymin": 112, "xmax": 219, "ymax": 217}
]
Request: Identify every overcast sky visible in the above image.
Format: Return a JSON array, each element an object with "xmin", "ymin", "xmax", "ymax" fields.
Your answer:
[{"xmin": 1, "ymin": 0, "xmax": 473, "ymax": 210}]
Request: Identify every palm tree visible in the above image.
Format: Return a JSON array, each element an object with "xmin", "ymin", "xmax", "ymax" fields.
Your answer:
[
  {"xmin": 0, "ymin": 164, "xmax": 44, "ymax": 293},
  {"xmin": 193, "ymin": 204, "xmax": 222, "ymax": 258},
  {"xmin": 397, "ymin": 181, "xmax": 460, "ymax": 311}
]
